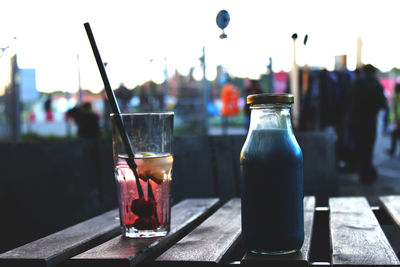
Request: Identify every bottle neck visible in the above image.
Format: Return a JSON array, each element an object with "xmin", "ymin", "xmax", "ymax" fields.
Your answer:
[{"xmin": 249, "ymin": 104, "xmax": 293, "ymax": 132}]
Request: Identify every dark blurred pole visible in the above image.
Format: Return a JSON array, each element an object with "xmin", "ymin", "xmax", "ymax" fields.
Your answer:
[
  {"xmin": 162, "ymin": 58, "xmax": 168, "ymax": 111},
  {"xmin": 77, "ymin": 54, "xmax": 83, "ymax": 104},
  {"xmin": 267, "ymin": 57, "xmax": 274, "ymax": 93},
  {"xmin": 65, "ymin": 92, "xmax": 72, "ymax": 139},
  {"xmin": 356, "ymin": 36, "xmax": 362, "ymax": 68},
  {"xmin": 200, "ymin": 46, "xmax": 209, "ymax": 135},
  {"xmin": 10, "ymin": 54, "xmax": 21, "ymax": 142},
  {"xmin": 290, "ymin": 34, "xmax": 299, "ymax": 129}
]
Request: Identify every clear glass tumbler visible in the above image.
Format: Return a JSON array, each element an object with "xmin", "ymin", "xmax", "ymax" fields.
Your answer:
[{"xmin": 111, "ymin": 112, "xmax": 174, "ymax": 238}]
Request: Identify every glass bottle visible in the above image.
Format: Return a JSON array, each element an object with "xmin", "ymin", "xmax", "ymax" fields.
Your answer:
[{"xmin": 240, "ymin": 93, "xmax": 304, "ymax": 255}]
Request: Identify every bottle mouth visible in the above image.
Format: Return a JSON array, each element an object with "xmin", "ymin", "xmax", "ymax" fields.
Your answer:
[{"xmin": 247, "ymin": 93, "xmax": 294, "ymax": 105}]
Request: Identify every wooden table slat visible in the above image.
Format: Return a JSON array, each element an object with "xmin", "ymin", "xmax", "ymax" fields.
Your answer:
[
  {"xmin": 380, "ymin": 195, "xmax": 400, "ymax": 229},
  {"xmin": 67, "ymin": 198, "xmax": 220, "ymax": 267},
  {"xmin": 0, "ymin": 209, "xmax": 120, "ymax": 267},
  {"xmin": 329, "ymin": 197, "xmax": 400, "ymax": 267},
  {"xmin": 153, "ymin": 198, "xmax": 242, "ymax": 266},
  {"xmin": 4, "ymin": 195, "xmax": 400, "ymax": 267},
  {"xmin": 241, "ymin": 196, "xmax": 316, "ymax": 267}
]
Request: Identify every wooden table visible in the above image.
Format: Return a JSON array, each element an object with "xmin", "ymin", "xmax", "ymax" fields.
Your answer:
[{"xmin": 1, "ymin": 196, "xmax": 400, "ymax": 267}]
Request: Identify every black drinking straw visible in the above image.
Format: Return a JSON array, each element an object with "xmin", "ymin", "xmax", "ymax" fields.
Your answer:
[{"xmin": 84, "ymin": 22, "xmax": 144, "ymax": 198}]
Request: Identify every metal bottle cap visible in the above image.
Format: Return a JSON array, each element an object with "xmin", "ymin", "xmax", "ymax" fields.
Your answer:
[{"xmin": 247, "ymin": 93, "xmax": 294, "ymax": 105}]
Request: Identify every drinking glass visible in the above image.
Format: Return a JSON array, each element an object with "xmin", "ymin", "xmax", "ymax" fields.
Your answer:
[{"xmin": 111, "ymin": 112, "xmax": 174, "ymax": 238}]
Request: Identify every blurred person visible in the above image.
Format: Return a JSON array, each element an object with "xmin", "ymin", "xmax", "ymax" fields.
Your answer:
[
  {"xmin": 115, "ymin": 83, "xmax": 132, "ymax": 113},
  {"xmin": 244, "ymin": 79, "xmax": 263, "ymax": 128},
  {"xmin": 67, "ymin": 102, "xmax": 100, "ymax": 139},
  {"xmin": 221, "ymin": 82, "xmax": 239, "ymax": 134},
  {"xmin": 139, "ymin": 85, "xmax": 152, "ymax": 112},
  {"xmin": 27, "ymin": 110, "xmax": 36, "ymax": 133},
  {"xmin": 386, "ymin": 83, "xmax": 400, "ymax": 156},
  {"xmin": 155, "ymin": 86, "xmax": 166, "ymax": 111},
  {"xmin": 28, "ymin": 110, "xmax": 36, "ymax": 123},
  {"xmin": 382, "ymin": 94, "xmax": 390, "ymax": 134},
  {"xmin": 348, "ymin": 64, "xmax": 388, "ymax": 184},
  {"xmin": 44, "ymin": 94, "xmax": 54, "ymax": 122}
]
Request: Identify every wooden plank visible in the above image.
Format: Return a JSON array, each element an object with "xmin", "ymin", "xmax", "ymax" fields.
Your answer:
[
  {"xmin": 241, "ymin": 196, "xmax": 316, "ymax": 267},
  {"xmin": 152, "ymin": 198, "xmax": 241, "ymax": 266},
  {"xmin": 380, "ymin": 195, "xmax": 400, "ymax": 229},
  {"xmin": 67, "ymin": 198, "xmax": 220, "ymax": 267},
  {"xmin": 0, "ymin": 209, "xmax": 120, "ymax": 267},
  {"xmin": 329, "ymin": 197, "xmax": 400, "ymax": 267}
]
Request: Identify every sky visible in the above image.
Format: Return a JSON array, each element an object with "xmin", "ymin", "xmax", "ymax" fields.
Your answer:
[{"xmin": 1, "ymin": 0, "xmax": 400, "ymax": 93}]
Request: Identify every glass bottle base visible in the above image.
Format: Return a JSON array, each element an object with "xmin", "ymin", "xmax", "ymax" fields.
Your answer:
[
  {"xmin": 250, "ymin": 249, "xmax": 298, "ymax": 255},
  {"xmin": 122, "ymin": 226, "xmax": 169, "ymax": 238}
]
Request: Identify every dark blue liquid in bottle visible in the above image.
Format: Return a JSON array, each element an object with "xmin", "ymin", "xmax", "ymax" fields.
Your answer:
[{"xmin": 240, "ymin": 94, "xmax": 304, "ymax": 254}]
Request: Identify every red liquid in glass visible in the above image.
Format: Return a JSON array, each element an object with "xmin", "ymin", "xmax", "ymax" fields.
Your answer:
[{"xmin": 115, "ymin": 152, "xmax": 172, "ymax": 237}]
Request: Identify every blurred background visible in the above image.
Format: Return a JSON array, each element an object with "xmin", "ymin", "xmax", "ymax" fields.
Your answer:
[
  {"xmin": 2, "ymin": 0, "xmax": 400, "ymax": 139},
  {"xmin": 1, "ymin": 0, "xmax": 400, "ymax": 253}
]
